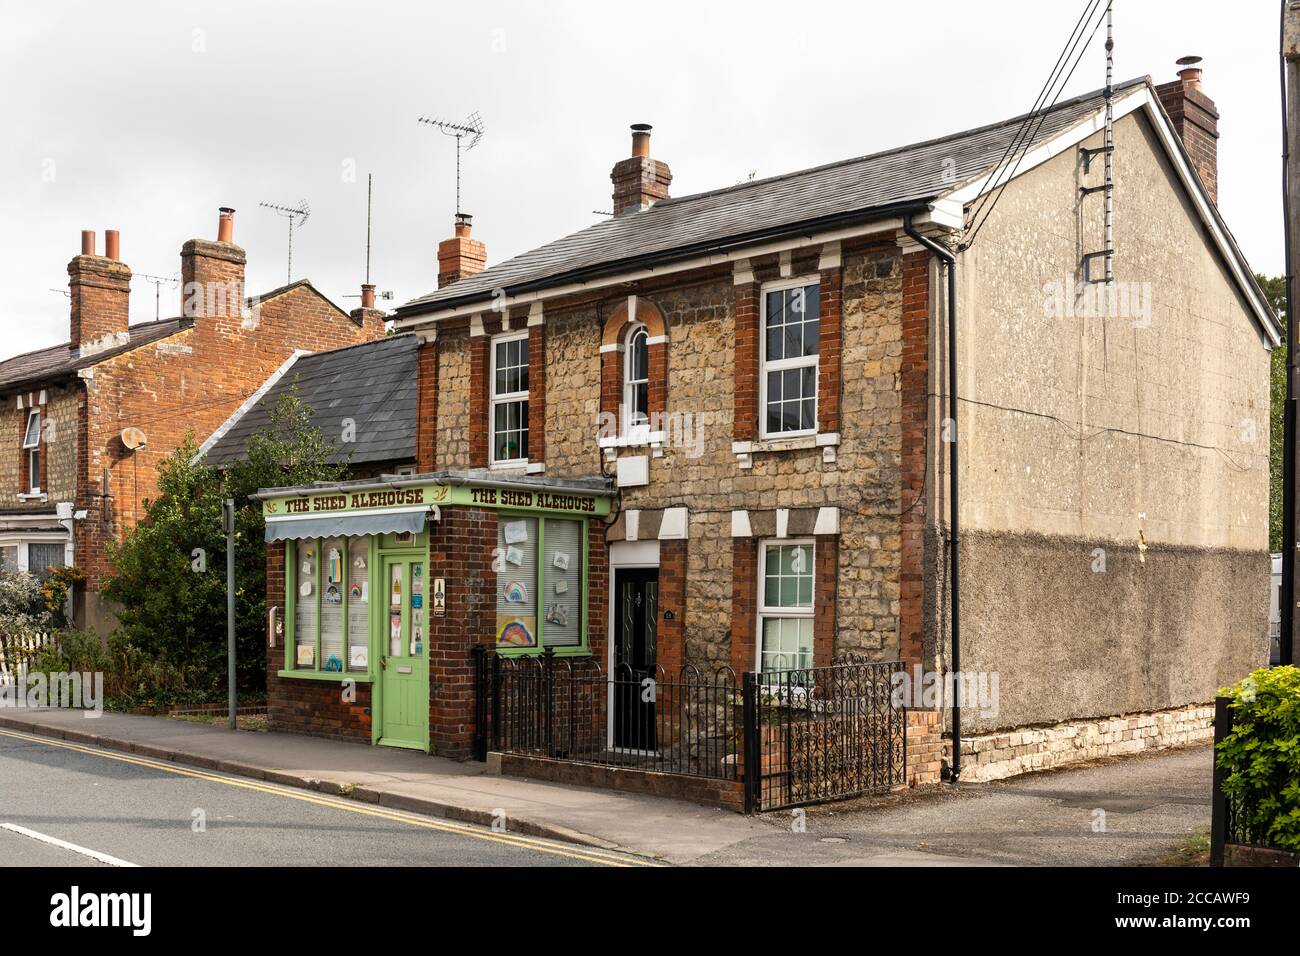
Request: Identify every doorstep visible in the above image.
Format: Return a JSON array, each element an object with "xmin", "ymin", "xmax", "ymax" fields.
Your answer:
[{"xmin": 0, "ymin": 708, "xmax": 767, "ymax": 864}]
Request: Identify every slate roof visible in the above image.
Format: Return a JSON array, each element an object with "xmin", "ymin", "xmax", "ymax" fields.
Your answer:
[
  {"xmin": 0, "ymin": 317, "xmax": 190, "ymax": 394},
  {"xmin": 397, "ymin": 78, "xmax": 1150, "ymax": 316},
  {"xmin": 0, "ymin": 278, "xmax": 354, "ymax": 395},
  {"xmin": 202, "ymin": 334, "xmax": 418, "ymax": 468}
]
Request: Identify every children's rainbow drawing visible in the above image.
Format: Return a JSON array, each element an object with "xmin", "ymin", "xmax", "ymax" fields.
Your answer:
[
  {"xmin": 502, "ymin": 580, "xmax": 529, "ymax": 604},
  {"xmin": 497, "ymin": 619, "xmax": 535, "ymax": 647}
]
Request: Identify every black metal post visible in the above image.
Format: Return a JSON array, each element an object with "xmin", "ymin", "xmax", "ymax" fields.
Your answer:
[
  {"xmin": 1209, "ymin": 695, "xmax": 1232, "ymax": 867},
  {"xmin": 542, "ymin": 646, "xmax": 555, "ymax": 757},
  {"xmin": 490, "ymin": 649, "xmax": 502, "ymax": 752},
  {"xmin": 471, "ymin": 644, "xmax": 486, "ymax": 761},
  {"xmin": 742, "ymin": 671, "xmax": 760, "ymax": 813}
]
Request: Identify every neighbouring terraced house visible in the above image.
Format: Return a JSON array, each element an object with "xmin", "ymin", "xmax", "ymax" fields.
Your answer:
[
  {"xmin": 0, "ymin": 208, "xmax": 385, "ymax": 630},
  {"xmin": 256, "ymin": 60, "xmax": 1275, "ymax": 786}
]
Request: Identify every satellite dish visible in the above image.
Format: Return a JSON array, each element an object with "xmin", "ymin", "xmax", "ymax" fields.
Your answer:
[{"xmin": 121, "ymin": 427, "xmax": 147, "ymax": 450}]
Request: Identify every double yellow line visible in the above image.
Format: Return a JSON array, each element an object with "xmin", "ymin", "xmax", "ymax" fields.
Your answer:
[{"xmin": 0, "ymin": 728, "xmax": 661, "ymax": 867}]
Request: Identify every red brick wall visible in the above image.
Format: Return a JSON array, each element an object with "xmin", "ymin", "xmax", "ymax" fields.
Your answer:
[
  {"xmin": 657, "ymin": 539, "xmax": 686, "ymax": 674},
  {"xmin": 729, "ymin": 537, "xmax": 757, "ymax": 674},
  {"xmin": 898, "ymin": 251, "xmax": 931, "ymax": 669},
  {"xmin": 416, "ymin": 338, "xmax": 438, "ymax": 472},
  {"xmin": 732, "ymin": 280, "xmax": 759, "ymax": 442},
  {"xmin": 813, "ymin": 534, "xmax": 838, "ymax": 669},
  {"xmin": 427, "ymin": 505, "xmax": 498, "ymax": 758},
  {"xmin": 265, "ymin": 541, "xmax": 374, "ymax": 743},
  {"xmin": 816, "ymin": 264, "xmax": 842, "ymax": 434},
  {"xmin": 528, "ymin": 323, "xmax": 546, "ymax": 463}
]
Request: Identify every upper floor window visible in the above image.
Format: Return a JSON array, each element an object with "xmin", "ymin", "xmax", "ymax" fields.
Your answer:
[
  {"xmin": 22, "ymin": 408, "xmax": 40, "ymax": 493},
  {"xmin": 491, "ymin": 332, "xmax": 529, "ymax": 465},
  {"xmin": 624, "ymin": 324, "xmax": 649, "ymax": 430},
  {"xmin": 761, "ymin": 279, "xmax": 820, "ymax": 438}
]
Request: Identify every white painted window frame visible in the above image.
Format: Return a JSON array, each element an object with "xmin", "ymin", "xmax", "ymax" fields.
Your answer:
[
  {"xmin": 623, "ymin": 323, "xmax": 650, "ymax": 436},
  {"xmin": 22, "ymin": 408, "xmax": 40, "ymax": 494},
  {"xmin": 755, "ymin": 537, "xmax": 816, "ymax": 675},
  {"xmin": 489, "ymin": 330, "xmax": 529, "ymax": 467},
  {"xmin": 759, "ymin": 276, "xmax": 820, "ymax": 440}
]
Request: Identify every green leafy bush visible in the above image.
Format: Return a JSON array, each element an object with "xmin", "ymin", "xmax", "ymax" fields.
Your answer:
[
  {"xmin": 27, "ymin": 629, "xmax": 110, "ymax": 676},
  {"xmin": 1217, "ymin": 666, "xmax": 1300, "ymax": 851},
  {"xmin": 102, "ymin": 387, "xmax": 344, "ymax": 699}
]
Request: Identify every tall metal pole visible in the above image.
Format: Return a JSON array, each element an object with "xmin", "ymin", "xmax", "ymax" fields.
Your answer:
[
  {"xmin": 1103, "ymin": 1, "xmax": 1115, "ymax": 283},
  {"xmin": 224, "ymin": 498, "xmax": 237, "ymax": 729},
  {"xmin": 1281, "ymin": 1, "xmax": 1300, "ymax": 666}
]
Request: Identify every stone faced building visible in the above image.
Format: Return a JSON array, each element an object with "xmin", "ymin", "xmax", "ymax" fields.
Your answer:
[
  {"xmin": 261, "ymin": 65, "xmax": 1274, "ymax": 776},
  {"xmin": 0, "ymin": 209, "xmax": 385, "ymax": 630}
]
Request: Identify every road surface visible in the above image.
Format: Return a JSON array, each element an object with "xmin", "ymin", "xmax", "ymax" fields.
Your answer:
[{"xmin": 0, "ymin": 728, "xmax": 652, "ymax": 867}]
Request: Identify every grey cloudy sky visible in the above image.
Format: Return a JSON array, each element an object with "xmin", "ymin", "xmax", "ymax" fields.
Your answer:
[{"xmin": 0, "ymin": 1, "xmax": 1282, "ymax": 355}]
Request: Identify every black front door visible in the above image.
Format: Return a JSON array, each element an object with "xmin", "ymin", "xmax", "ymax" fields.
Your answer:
[{"xmin": 613, "ymin": 568, "xmax": 658, "ymax": 751}]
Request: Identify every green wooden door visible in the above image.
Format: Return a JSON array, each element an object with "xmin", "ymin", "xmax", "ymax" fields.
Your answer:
[{"xmin": 378, "ymin": 556, "xmax": 429, "ymax": 750}]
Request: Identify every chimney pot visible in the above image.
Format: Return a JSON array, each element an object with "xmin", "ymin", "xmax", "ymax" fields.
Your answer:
[
  {"xmin": 455, "ymin": 212, "xmax": 473, "ymax": 238},
  {"xmin": 631, "ymin": 123, "xmax": 652, "ymax": 158},
  {"xmin": 361, "ymin": 283, "xmax": 376, "ymax": 310},
  {"xmin": 217, "ymin": 207, "xmax": 235, "ymax": 243},
  {"xmin": 80, "ymin": 230, "xmax": 96, "ymax": 256},
  {"xmin": 104, "ymin": 229, "xmax": 120, "ymax": 261}
]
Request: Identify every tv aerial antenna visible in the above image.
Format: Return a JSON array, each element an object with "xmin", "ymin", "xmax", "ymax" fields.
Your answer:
[
  {"xmin": 259, "ymin": 199, "xmax": 310, "ymax": 284},
  {"xmin": 343, "ymin": 174, "xmax": 394, "ymax": 304},
  {"xmin": 135, "ymin": 272, "xmax": 180, "ymax": 320},
  {"xmin": 416, "ymin": 112, "xmax": 485, "ymax": 216}
]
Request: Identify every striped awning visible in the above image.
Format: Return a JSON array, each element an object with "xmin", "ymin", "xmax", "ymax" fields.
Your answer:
[{"xmin": 264, "ymin": 507, "xmax": 427, "ymax": 543}]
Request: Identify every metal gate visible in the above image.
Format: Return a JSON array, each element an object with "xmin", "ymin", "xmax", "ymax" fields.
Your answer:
[{"xmin": 742, "ymin": 658, "xmax": 906, "ymax": 811}]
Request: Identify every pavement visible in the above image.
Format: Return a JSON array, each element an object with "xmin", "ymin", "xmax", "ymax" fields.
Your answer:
[{"xmin": 0, "ymin": 707, "xmax": 1215, "ymax": 866}]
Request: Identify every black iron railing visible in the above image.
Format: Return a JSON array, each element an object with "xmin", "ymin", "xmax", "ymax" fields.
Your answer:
[
  {"xmin": 473, "ymin": 647, "xmax": 908, "ymax": 812},
  {"xmin": 474, "ymin": 646, "xmax": 740, "ymax": 779}
]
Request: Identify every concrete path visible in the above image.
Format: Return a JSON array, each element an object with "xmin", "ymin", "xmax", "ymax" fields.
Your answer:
[
  {"xmin": 698, "ymin": 745, "xmax": 1214, "ymax": 866},
  {"xmin": 0, "ymin": 708, "xmax": 1213, "ymax": 866}
]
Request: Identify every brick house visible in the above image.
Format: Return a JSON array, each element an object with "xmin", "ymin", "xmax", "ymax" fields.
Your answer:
[
  {"xmin": 259, "ymin": 63, "xmax": 1275, "ymax": 781},
  {"xmin": 0, "ymin": 209, "xmax": 385, "ymax": 631}
]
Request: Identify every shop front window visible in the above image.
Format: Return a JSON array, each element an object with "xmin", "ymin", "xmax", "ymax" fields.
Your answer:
[
  {"xmin": 290, "ymin": 537, "xmax": 372, "ymax": 675},
  {"xmin": 496, "ymin": 516, "xmax": 586, "ymax": 653}
]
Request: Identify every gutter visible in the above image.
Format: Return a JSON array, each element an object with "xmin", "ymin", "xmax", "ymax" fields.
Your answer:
[
  {"xmin": 392, "ymin": 199, "xmax": 938, "ymax": 323},
  {"xmin": 903, "ymin": 213, "xmax": 962, "ymax": 784}
]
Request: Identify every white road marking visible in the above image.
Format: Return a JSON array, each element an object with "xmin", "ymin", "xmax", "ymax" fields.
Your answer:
[{"xmin": 0, "ymin": 822, "xmax": 139, "ymax": 867}]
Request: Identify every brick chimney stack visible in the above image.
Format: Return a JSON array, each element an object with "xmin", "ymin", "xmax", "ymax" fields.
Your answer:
[
  {"xmin": 68, "ymin": 228, "xmax": 131, "ymax": 354},
  {"xmin": 181, "ymin": 207, "xmax": 246, "ymax": 324},
  {"xmin": 611, "ymin": 124, "xmax": 672, "ymax": 216},
  {"xmin": 1156, "ymin": 56, "xmax": 1220, "ymax": 204},
  {"xmin": 437, "ymin": 213, "xmax": 487, "ymax": 288},
  {"xmin": 349, "ymin": 282, "xmax": 387, "ymax": 332}
]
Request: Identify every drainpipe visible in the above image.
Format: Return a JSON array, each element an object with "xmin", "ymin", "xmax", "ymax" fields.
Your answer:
[{"xmin": 903, "ymin": 213, "xmax": 961, "ymax": 782}]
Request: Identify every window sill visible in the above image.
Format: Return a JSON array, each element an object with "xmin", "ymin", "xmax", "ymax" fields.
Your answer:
[
  {"xmin": 16, "ymin": 492, "xmax": 48, "ymax": 502},
  {"xmin": 276, "ymin": 669, "xmax": 373, "ymax": 683},
  {"xmin": 495, "ymin": 647, "xmax": 591, "ymax": 659},
  {"xmin": 489, "ymin": 460, "xmax": 545, "ymax": 475},
  {"xmin": 599, "ymin": 430, "xmax": 666, "ymax": 462},
  {"xmin": 733, "ymin": 432, "xmax": 839, "ymax": 468}
]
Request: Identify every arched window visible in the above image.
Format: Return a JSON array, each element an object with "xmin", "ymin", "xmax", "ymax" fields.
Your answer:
[{"xmin": 624, "ymin": 324, "xmax": 649, "ymax": 430}]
